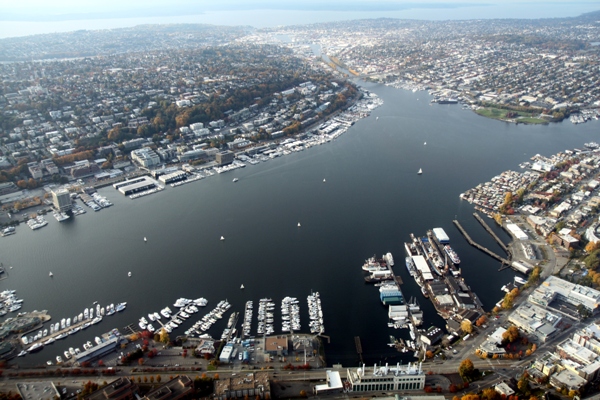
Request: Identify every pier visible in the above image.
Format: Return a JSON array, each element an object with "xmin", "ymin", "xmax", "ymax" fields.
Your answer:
[
  {"xmin": 473, "ymin": 213, "xmax": 511, "ymax": 255},
  {"xmin": 354, "ymin": 336, "xmax": 364, "ymax": 364},
  {"xmin": 318, "ymin": 334, "xmax": 331, "ymax": 344},
  {"xmin": 453, "ymin": 220, "xmax": 511, "ymax": 265}
]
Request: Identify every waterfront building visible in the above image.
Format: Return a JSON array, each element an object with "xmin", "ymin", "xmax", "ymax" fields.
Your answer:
[
  {"xmin": 345, "ymin": 363, "xmax": 425, "ymax": 392},
  {"xmin": 420, "ymin": 327, "xmax": 444, "ymax": 346},
  {"xmin": 529, "ymin": 276, "xmax": 600, "ymax": 318},
  {"xmin": 412, "ymin": 256, "xmax": 434, "ymax": 281},
  {"xmin": 178, "ymin": 149, "xmax": 207, "ymax": 162},
  {"xmin": 219, "ymin": 343, "xmax": 234, "ymax": 363},
  {"xmin": 265, "ymin": 335, "xmax": 288, "ymax": 357},
  {"xmin": 505, "ymin": 223, "xmax": 528, "ymax": 241},
  {"xmin": 380, "ymin": 285, "xmax": 404, "ymax": 305},
  {"xmin": 113, "ymin": 176, "xmax": 158, "ymax": 196},
  {"xmin": 216, "ymin": 151, "xmax": 235, "ymax": 166},
  {"xmin": 131, "ymin": 148, "xmax": 160, "ymax": 168},
  {"xmin": 150, "ymin": 167, "xmax": 179, "ymax": 178},
  {"xmin": 158, "ymin": 171, "xmax": 187, "ymax": 184},
  {"xmin": 83, "ymin": 377, "xmax": 138, "ymax": 400},
  {"xmin": 51, "ymin": 188, "xmax": 72, "ymax": 212},
  {"xmin": 388, "ymin": 305, "xmax": 408, "ymax": 320},
  {"xmin": 432, "ymin": 228, "xmax": 449, "ymax": 244},
  {"xmin": 74, "ymin": 337, "xmax": 120, "ymax": 364}
]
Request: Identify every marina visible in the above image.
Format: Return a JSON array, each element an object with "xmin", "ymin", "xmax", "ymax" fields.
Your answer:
[{"xmin": 403, "ymin": 229, "xmax": 485, "ymax": 337}]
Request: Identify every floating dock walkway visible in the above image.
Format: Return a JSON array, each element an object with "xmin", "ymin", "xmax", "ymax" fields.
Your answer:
[
  {"xmin": 354, "ymin": 336, "xmax": 364, "ymax": 364},
  {"xmin": 472, "ymin": 213, "xmax": 511, "ymax": 255},
  {"xmin": 453, "ymin": 220, "xmax": 511, "ymax": 265}
]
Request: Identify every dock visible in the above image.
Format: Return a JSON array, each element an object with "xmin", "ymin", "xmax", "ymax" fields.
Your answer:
[
  {"xmin": 473, "ymin": 213, "xmax": 510, "ymax": 255},
  {"xmin": 318, "ymin": 333, "xmax": 331, "ymax": 344},
  {"xmin": 354, "ymin": 336, "xmax": 364, "ymax": 364},
  {"xmin": 453, "ymin": 220, "xmax": 511, "ymax": 265}
]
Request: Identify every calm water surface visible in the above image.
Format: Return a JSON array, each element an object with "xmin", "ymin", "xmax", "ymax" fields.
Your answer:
[{"xmin": 2, "ymin": 82, "xmax": 599, "ymax": 366}]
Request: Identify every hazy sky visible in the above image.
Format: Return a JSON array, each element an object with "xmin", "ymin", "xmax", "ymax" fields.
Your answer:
[
  {"xmin": 2, "ymin": 0, "xmax": 598, "ymax": 18},
  {"xmin": 0, "ymin": 0, "xmax": 598, "ymax": 38}
]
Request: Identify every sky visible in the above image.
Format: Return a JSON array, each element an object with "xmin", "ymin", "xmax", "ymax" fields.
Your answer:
[
  {"xmin": 0, "ymin": 0, "xmax": 598, "ymax": 38},
  {"xmin": 1, "ymin": 0, "xmax": 598, "ymax": 20}
]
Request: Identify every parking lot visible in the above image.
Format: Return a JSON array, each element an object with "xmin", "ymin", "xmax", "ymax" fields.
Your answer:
[{"xmin": 17, "ymin": 382, "xmax": 60, "ymax": 400}]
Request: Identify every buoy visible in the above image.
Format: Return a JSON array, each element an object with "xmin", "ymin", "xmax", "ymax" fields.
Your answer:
[{"xmin": 220, "ymin": 236, "xmax": 225, "ymax": 241}]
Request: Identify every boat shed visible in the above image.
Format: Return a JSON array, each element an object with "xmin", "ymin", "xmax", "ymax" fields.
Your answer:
[
  {"xmin": 506, "ymin": 223, "xmax": 528, "ymax": 240},
  {"xmin": 114, "ymin": 176, "xmax": 158, "ymax": 196},
  {"xmin": 412, "ymin": 256, "xmax": 434, "ymax": 281},
  {"xmin": 512, "ymin": 261, "xmax": 533, "ymax": 274},
  {"xmin": 74, "ymin": 337, "xmax": 120, "ymax": 364},
  {"xmin": 219, "ymin": 343, "xmax": 234, "ymax": 363},
  {"xmin": 433, "ymin": 228, "xmax": 450, "ymax": 244},
  {"xmin": 380, "ymin": 286, "xmax": 404, "ymax": 305}
]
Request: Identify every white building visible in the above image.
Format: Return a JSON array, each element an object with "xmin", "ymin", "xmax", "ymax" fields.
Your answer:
[
  {"xmin": 51, "ymin": 188, "xmax": 72, "ymax": 212},
  {"xmin": 508, "ymin": 302, "xmax": 561, "ymax": 342},
  {"xmin": 219, "ymin": 344, "xmax": 233, "ymax": 363},
  {"xmin": 529, "ymin": 276, "xmax": 600, "ymax": 317},
  {"xmin": 131, "ymin": 148, "xmax": 160, "ymax": 168},
  {"xmin": 314, "ymin": 370, "xmax": 343, "ymax": 395},
  {"xmin": 346, "ymin": 363, "xmax": 425, "ymax": 392}
]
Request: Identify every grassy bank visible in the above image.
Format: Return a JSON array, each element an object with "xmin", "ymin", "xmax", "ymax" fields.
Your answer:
[{"xmin": 475, "ymin": 106, "xmax": 548, "ymax": 124}]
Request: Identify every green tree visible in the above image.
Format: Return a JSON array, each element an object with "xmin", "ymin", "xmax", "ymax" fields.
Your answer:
[
  {"xmin": 515, "ymin": 188, "xmax": 526, "ymax": 204},
  {"xmin": 482, "ymin": 387, "xmax": 500, "ymax": 400},
  {"xmin": 493, "ymin": 213, "xmax": 503, "ymax": 226},
  {"xmin": 585, "ymin": 241, "xmax": 599, "ymax": 253},
  {"xmin": 461, "ymin": 320, "xmax": 474, "ymax": 334},
  {"xmin": 517, "ymin": 373, "xmax": 530, "ymax": 395},
  {"xmin": 159, "ymin": 328, "xmax": 170, "ymax": 344},
  {"xmin": 502, "ymin": 326, "xmax": 520, "ymax": 344},
  {"xmin": 458, "ymin": 358, "xmax": 475, "ymax": 381}
]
